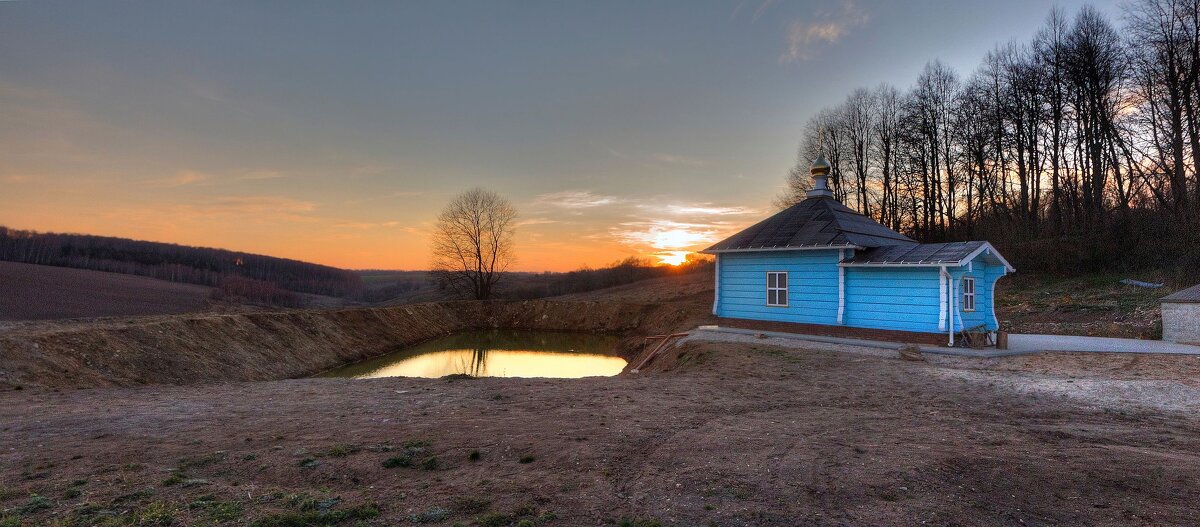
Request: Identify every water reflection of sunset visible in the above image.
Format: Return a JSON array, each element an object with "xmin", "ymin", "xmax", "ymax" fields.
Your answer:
[
  {"xmin": 322, "ymin": 330, "xmax": 627, "ymax": 379},
  {"xmin": 343, "ymin": 349, "xmax": 627, "ymax": 379}
]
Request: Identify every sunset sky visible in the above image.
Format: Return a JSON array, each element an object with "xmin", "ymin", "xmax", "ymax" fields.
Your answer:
[{"xmin": 0, "ymin": 0, "xmax": 1116, "ymax": 271}]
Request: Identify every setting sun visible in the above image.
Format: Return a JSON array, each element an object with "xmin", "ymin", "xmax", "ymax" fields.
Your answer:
[{"xmin": 656, "ymin": 250, "xmax": 691, "ymax": 266}]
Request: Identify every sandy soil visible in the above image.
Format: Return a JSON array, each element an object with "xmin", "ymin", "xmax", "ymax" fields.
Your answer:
[
  {"xmin": 0, "ymin": 261, "xmax": 213, "ymax": 321},
  {"xmin": 3, "ymin": 339, "xmax": 1200, "ymax": 526}
]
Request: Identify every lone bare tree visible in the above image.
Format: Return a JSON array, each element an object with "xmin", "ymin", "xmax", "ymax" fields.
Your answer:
[{"xmin": 430, "ymin": 188, "xmax": 518, "ymax": 300}]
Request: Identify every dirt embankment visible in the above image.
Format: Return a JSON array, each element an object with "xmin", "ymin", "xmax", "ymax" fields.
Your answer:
[{"xmin": 0, "ymin": 300, "xmax": 710, "ymax": 389}]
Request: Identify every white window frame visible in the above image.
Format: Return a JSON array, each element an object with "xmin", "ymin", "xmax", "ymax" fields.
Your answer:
[
  {"xmin": 766, "ymin": 271, "xmax": 788, "ymax": 307},
  {"xmin": 961, "ymin": 276, "xmax": 976, "ymax": 312}
]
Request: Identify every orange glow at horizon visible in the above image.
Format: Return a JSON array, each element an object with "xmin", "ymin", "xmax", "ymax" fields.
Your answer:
[{"xmin": 657, "ymin": 251, "xmax": 691, "ymax": 266}]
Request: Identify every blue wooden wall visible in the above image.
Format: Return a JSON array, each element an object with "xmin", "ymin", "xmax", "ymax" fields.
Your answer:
[
  {"xmin": 842, "ymin": 266, "xmax": 942, "ymax": 333},
  {"xmin": 715, "ymin": 250, "xmax": 841, "ymax": 325},
  {"xmin": 715, "ymin": 250, "xmax": 1008, "ymax": 334}
]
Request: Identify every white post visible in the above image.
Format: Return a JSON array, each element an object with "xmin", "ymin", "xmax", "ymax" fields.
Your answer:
[
  {"xmin": 837, "ymin": 249, "xmax": 846, "ymax": 324},
  {"xmin": 948, "ymin": 272, "xmax": 956, "ymax": 347},
  {"xmin": 938, "ymin": 266, "xmax": 948, "ymax": 332},
  {"xmin": 711, "ymin": 255, "xmax": 721, "ymax": 316}
]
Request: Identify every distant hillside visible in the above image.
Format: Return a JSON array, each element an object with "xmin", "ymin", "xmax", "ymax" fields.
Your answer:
[
  {"xmin": 0, "ymin": 261, "xmax": 212, "ymax": 321},
  {"xmin": 357, "ymin": 258, "xmax": 714, "ymax": 305},
  {"xmin": 0, "ymin": 227, "xmax": 363, "ymax": 298}
]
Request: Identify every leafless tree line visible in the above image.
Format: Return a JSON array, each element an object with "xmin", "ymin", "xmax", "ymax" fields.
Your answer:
[{"xmin": 780, "ymin": 1, "xmax": 1200, "ymax": 273}]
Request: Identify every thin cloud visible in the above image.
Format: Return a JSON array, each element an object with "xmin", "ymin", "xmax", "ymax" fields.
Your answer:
[
  {"xmin": 653, "ymin": 153, "xmax": 709, "ymax": 167},
  {"xmin": 238, "ymin": 170, "xmax": 286, "ymax": 181},
  {"xmin": 731, "ymin": 0, "xmax": 778, "ymax": 22},
  {"xmin": 515, "ymin": 217, "xmax": 559, "ymax": 227},
  {"xmin": 533, "ymin": 190, "xmax": 619, "ymax": 208},
  {"xmin": 598, "ymin": 143, "xmax": 629, "ymax": 159},
  {"xmin": 662, "ymin": 204, "xmax": 760, "ymax": 216},
  {"xmin": 145, "ymin": 170, "xmax": 211, "ymax": 188},
  {"xmin": 203, "ymin": 195, "xmax": 318, "ymax": 215},
  {"xmin": 752, "ymin": 0, "xmax": 778, "ymax": 22},
  {"xmin": 781, "ymin": 0, "xmax": 869, "ymax": 62},
  {"xmin": 1, "ymin": 174, "xmax": 33, "ymax": 183},
  {"xmin": 335, "ymin": 219, "xmax": 402, "ymax": 230}
]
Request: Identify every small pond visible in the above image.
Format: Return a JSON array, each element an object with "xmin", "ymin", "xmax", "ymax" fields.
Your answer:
[{"xmin": 320, "ymin": 330, "xmax": 626, "ymax": 379}]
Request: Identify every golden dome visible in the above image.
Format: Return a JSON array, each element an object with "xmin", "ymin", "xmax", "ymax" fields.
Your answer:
[{"xmin": 810, "ymin": 155, "xmax": 831, "ymax": 176}]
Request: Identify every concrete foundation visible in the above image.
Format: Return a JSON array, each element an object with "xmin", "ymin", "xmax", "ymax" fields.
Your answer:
[{"xmin": 1163, "ymin": 302, "xmax": 1200, "ymax": 344}]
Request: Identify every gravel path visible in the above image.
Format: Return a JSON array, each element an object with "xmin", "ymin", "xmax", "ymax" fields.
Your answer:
[{"xmin": 684, "ymin": 329, "xmax": 1200, "ymax": 415}]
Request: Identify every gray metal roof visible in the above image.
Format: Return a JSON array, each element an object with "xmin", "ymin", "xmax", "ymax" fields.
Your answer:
[
  {"xmin": 841, "ymin": 241, "xmax": 988, "ymax": 266},
  {"xmin": 703, "ymin": 196, "xmax": 915, "ymax": 252},
  {"xmin": 1162, "ymin": 284, "xmax": 1200, "ymax": 303}
]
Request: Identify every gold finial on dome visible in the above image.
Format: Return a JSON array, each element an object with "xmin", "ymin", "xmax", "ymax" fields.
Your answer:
[
  {"xmin": 810, "ymin": 155, "xmax": 832, "ymax": 177},
  {"xmin": 806, "ymin": 155, "xmax": 835, "ymax": 198}
]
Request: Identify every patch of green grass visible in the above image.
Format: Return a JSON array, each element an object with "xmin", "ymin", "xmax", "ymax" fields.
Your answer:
[
  {"xmin": 178, "ymin": 452, "xmax": 225, "ymax": 470},
  {"xmin": 243, "ymin": 454, "xmax": 258, "ymax": 461},
  {"xmin": 162, "ymin": 471, "xmax": 187, "ymax": 486},
  {"xmin": 112, "ymin": 488, "xmax": 155, "ymax": 505},
  {"xmin": 403, "ymin": 440, "xmax": 430, "ymax": 451},
  {"xmin": 134, "ymin": 501, "xmax": 175, "ymax": 526},
  {"xmin": 326, "ymin": 444, "xmax": 361, "ymax": 458},
  {"xmin": 409, "ymin": 507, "xmax": 449, "ymax": 523},
  {"xmin": 0, "ymin": 515, "xmax": 18, "ymax": 527},
  {"xmin": 19, "ymin": 494, "xmax": 51, "ymax": 515},
  {"xmin": 382, "ymin": 455, "xmax": 413, "ymax": 468},
  {"xmin": 189, "ymin": 496, "xmax": 245, "ymax": 522},
  {"xmin": 0, "ymin": 486, "xmax": 20, "ymax": 501},
  {"xmin": 298, "ymin": 457, "xmax": 320, "ymax": 469},
  {"xmin": 63, "ymin": 487, "xmax": 82, "ymax": 499},
  {"xmin": 421, "ymin": 456, "xmax": 440, "ymax": 470},
  {"xmin": 475, "ymin": 504, "xmax": 550, "ymax": 527},
  {"xmin": 475, "ymin": 512, "xmax": 510, "ymax": 527},
  {"xmin": 618, "ymin": 518, "xmax": 664, "ymax": 527},
  {"xmin": 450, "ymin": 496, "xmax": 491, "ymax": 514},
  {"xmin": 250, "ymin": 504, "xmax": 380, "ymax": 527}
]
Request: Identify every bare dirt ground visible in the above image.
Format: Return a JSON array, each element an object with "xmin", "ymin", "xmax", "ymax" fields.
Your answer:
[
  {"xmin": 3, "ymin": 272, "xmax": 1200, "ymax": 525},
  {"xmin": 0, "ymin": 261, "xmax": 213, "ymax": 321},
  {"xmin": 4, "ymin": 339, "xmax": 1200, "ymax": 526}
]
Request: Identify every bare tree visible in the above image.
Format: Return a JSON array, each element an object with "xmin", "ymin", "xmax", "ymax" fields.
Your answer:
[
  {"xmin": 873, "ymin": 84, "xmax": 904, "ymax": 229},
  {"xmin": 843, "ymin": 87, "xmax": 877, "ymax": 215},
  {"xmin": 431, "ymin": 188, "xmax": 517, "ymax": 300}
]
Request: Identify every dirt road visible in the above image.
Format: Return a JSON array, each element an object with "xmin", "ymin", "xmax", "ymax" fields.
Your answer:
[{"xmin": 3, "ymin": 340, "xmax": 1199, "ymax": 526}]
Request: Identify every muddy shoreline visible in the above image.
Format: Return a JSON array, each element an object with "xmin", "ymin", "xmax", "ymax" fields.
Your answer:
[{"xmin": 0, "ymin": 300, "xmax": 710, "ymax": 389}]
